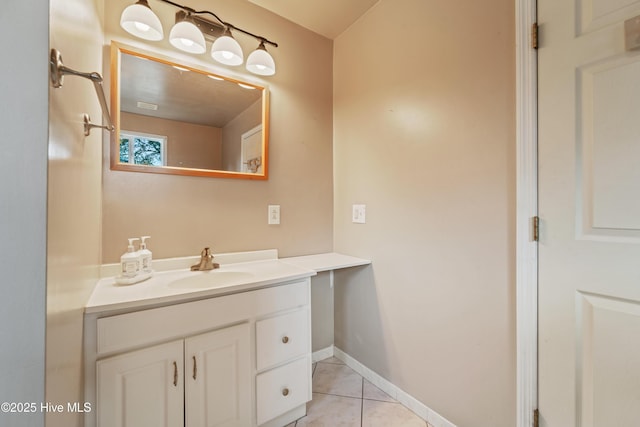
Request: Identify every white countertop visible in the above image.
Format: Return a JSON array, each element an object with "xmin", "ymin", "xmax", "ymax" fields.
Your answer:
[
  {"xmin": 86, "ymin": 251, "xmax": 371, "ymax": 315},
  {"xmin": 282, "ymin": 252, "xmax": 371, "ymax": 272},
  {"xmin": 86, "ymin": 258, "xmax": 315, "ymax": 314}
]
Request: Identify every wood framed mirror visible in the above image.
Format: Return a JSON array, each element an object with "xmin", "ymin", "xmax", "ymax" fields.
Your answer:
[{"xmin": 110, "ymin": 42, "xmax": 269, "ymax": 179}]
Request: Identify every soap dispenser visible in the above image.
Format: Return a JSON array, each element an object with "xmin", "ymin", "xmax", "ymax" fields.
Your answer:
[
  {"xmin": 120, "ymin": 238, "xmax": 141, "ymax": 278},
  {"xmin": 139, "ymin": 236, "xmax": 153, "ymax": 273}
]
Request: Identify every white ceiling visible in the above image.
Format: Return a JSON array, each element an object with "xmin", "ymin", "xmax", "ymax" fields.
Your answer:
[{"xmin": 247, "ymin": 0, "xmax": 380, "ymax": 39}]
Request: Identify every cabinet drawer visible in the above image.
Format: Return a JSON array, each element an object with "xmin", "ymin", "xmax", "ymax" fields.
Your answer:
[
  {"xmin": 256, "ymin": 356, "xmax": 311, "ymax": 425},
  {"xmin": 256, "ymin": 308, "xmax": 309, "ymax": 371},
  {"xmin": 95, "ymin": 281, "xmax": 309, "ymax": 355}
]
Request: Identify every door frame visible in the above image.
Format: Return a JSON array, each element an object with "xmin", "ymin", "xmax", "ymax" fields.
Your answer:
[{"xmin": 515, "ymin": 0, "xmax": 538, "ymax": 426}]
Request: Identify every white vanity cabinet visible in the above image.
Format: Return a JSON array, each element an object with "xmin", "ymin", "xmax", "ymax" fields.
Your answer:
[
  {"xmin": 84, "ymin": 279, "xmax": 312, "ymax": 427},
  {"xmin": 96, "ymin": 323, "xmax": 251, "ymax": 427}
]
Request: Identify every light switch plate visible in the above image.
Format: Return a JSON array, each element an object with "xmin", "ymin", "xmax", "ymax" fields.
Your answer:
[
  {"xmin": 268, "ymin": 205, "xmax": 280, "ymax": 225},
  {"xmin": 352, "ymin": 204, "xmax": 366, "ymax": 224}
]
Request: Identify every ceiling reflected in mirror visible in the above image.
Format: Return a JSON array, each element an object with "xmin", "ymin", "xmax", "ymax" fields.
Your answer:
[{"xmin": 120, "ymin": 52, "xmax": 262, "ymax": 128}]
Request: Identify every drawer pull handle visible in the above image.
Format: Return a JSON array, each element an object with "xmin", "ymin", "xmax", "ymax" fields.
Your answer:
[
  {"xmin": 282, "ymin": 387, "xmax": 290, "ymax": 396},
  {"xmin": 282, "ymin": 336, "xmax": 289, "ymax": 344},
  {"xmin": 193, "ymin": 356, "xmax": 197, "ymax": 380},
  {"xmin": 173, "ymin": 361, "xmax": 178, "ymax": 387}
]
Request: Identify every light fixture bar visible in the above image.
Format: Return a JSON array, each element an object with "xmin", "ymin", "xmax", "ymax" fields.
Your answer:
[
  {"xmin": 224, "ymin": 24, "xmax": 278, "ymax": 49},
  {"xmin": 160, "ymin": 0, "xmax": 278, "ymax": 48},
  {"xmin": 175, "ymin": 10, "xmax": 224, "ymax": 40}
]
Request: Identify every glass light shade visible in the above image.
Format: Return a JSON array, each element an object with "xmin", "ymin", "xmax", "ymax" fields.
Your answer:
[
  {"xmin": 211, "ymin": 34, "xmax": 244, "ymax": 66},
  {"xmin": 169, "ymin": 20, "xmax": 206, "ymax": 54},
  {"xmin": 246, "ymin": 45, "xmax": 276, "ymax": 76},
  {"xmin": 120, "ymin": 0, "xmax": 163, "ymax": 41}
]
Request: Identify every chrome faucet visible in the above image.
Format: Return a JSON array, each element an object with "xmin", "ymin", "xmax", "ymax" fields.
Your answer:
[{"xmin": 191, "ymin": 247, "xmax": 220, "ymax": 271}]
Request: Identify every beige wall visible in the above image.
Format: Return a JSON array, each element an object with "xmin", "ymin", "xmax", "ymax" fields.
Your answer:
[
  {"xmin": 102, "ymin": 0, "xmax": 333, "ymax": 263},
  {"xmin": 121, "ymin": 112, "xmax": 223, "ymax": 169},
  {"xmin": 333, "ymin": 0, "xmax": 516, "ymax": 426},
  {"xmin": 0, "ymin": 1, "xmax": 48, "ymax": 425},
  {"xmin": 310, "ymin": 272, "xmax": 334, "ymax": 352},
  {"xmin": 47, "ymin": 0, "xmax": 105, "ymax": 426}
]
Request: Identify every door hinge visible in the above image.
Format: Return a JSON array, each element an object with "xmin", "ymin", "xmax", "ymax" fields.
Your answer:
[
  {"xmin": 533, "ymin": 408, "xmax": 540, "ymax": 427},
  {"xmin": 532, "ymin": 22, "xmax": 539, "ymax": 49},
  {"xmin": 532, "ymin": 216, "xmax": 540, "ymax": 242}
]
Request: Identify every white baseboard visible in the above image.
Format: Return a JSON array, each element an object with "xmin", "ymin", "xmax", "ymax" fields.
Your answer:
[
  {"xmin": 312, "ymin": 345, "xmax": 334, "ymax": 363},
  {"xmin": 333, "ymin": 347, "xmax": 456, "ymax": 427}
]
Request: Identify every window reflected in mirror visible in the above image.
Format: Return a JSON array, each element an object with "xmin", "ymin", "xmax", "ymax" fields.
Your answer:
[{"xmin": 119, "ymin": 131, "xmax": 167, "ymax": 166}]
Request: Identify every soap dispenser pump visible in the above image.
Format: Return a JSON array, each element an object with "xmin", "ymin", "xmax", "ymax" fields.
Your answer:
[
  {"xmin": 139, "ymin": 236, "xmax": 153, "ymax": 273},
  {"xmin": 121, "ymin": 238, "xmax": 141, "ymax": 278}
]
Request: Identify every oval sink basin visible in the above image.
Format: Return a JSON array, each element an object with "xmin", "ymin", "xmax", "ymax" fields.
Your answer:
[{"xmin": 167, "ymin": 271, "xmax": 255, "ymax": 289}]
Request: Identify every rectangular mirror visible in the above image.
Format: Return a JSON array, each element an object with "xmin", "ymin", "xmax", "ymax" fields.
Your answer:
[{"xmin": 110, "ymin": 42, "xmax": 269, "ymax": 179}]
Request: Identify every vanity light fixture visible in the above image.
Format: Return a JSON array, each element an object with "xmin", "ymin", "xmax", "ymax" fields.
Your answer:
[
  {"xmin": 211, "ymin": 28, "xmax": 244, "ymax": 66},
  {"xmin": 119, "ymin": 0, "xmax": 278, "ymax": 76},
  {"xmin": 169, "ymin": 13, "xmax": 206, "ymax": 54},
  {"xmin": 246, "ymin": 41, "xmax": 276, "ymax": 76},
  {"xmin": 120, "ymin": 0, "xmax": 164, "ymax": 41}
]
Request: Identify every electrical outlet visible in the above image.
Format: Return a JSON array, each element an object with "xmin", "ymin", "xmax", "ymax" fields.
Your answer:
[
  {"xmin": 268, "ymin": 205, "xmax": 280, "ymax": 225},
  {"xmin": 352, "ymin": 204, "xmax": 366, "ymax": 224}
]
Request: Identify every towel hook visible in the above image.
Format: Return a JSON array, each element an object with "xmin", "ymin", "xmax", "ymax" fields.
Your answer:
[
  {"xmin": 83, "ymin": 114, "xmax": 112, "ymax": 137},
  {"xmin": 50, "ymin": 48, "xmax": 115, "ymax": 134}
]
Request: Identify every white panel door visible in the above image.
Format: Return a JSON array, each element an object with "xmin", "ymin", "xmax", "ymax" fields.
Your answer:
[
  {"xmin": 96, "ymin": 340, "xmax": 184, "ymax": 427},
  {"xmin": 241, "ymin": 125, "xmax": 263, "ymax": 173},
  {"xmin": 185, "ymin": 323, "xmax": 251, "ymax": 427},
  {"xmin": 538, "ymin": 0, "xmax": 640, "ymax": 426}
]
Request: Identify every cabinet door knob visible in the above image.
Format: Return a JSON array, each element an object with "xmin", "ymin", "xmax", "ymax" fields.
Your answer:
[
  {"xmin": 282, "ymin": 387, "xmax": 289, "ymax": 396},
  {"xmin": 282, "ymin": 336, "xmax": 289, "ymax": 344},
  {"xmin": 192, "ymin": 356, "xmax": 197, "ymax": 380}
]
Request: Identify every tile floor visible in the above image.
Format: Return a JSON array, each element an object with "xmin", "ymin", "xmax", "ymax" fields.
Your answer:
[{"xmin": 285, "ymin": 357, "xmax": 432, "ymax": 427}]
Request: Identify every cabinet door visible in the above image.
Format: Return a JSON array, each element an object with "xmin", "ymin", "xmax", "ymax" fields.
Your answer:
[
  {"xmin": 96, "ymin": 340, "xmax": 184, "ymax": 427},
  {"xmin": 185, "ymin": 323, "xmax": 251, "ymax": 427}
]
